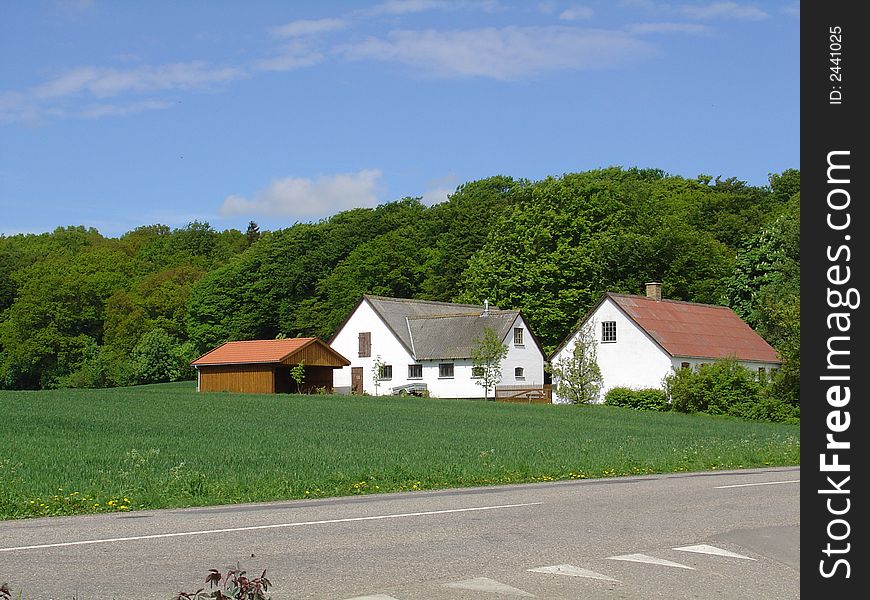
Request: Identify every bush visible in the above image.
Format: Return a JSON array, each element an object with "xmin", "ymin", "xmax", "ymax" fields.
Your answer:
[
  {"xmin": 604, "ymin": 387, "xmax": 668, "ymax": 411},
  {"xmin": 130, "ymin": 329, "xmax": 197, "ymax": 384},
  {"xmin": 664, "ymin": 357, "xmax": 795, "ymax": 422},
  {"xmin": 729, "ymin": 395, "xmax": 800, "ymax": 424}
]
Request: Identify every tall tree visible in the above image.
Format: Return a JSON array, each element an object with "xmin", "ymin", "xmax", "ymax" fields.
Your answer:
[{"xmin": 245, "ymin": 221, "xmax": 261, "ymax": 246}]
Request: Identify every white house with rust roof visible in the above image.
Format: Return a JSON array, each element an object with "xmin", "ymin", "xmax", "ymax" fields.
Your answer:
[
  {"xmin": 550, "ymin": 283, "xmax": 782, "ymax": 403},
  {"xmin": 329, "ymin": 295, "xmax": 545, "ymax": 398}
]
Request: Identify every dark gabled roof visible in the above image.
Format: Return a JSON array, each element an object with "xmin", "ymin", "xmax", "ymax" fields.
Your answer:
[
  {"xmin": 408, "ymin": 312, "xmax": 518, "ymax": 360},
  {"xmin": 332, "ymin": 295, "xmax": 544, "ymax": 361},
  {"xmin": 191, "ymin": 338, "xmax": 350, "ymax": 367},
  {"xmin": 364, "ymin": 295, "xmax": 498, "ymax": 353}
]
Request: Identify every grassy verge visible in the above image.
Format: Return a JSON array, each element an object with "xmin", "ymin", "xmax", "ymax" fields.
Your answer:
[{"xmin": 0, "ymin": 382, "xmax": 799, "ymax": 520}]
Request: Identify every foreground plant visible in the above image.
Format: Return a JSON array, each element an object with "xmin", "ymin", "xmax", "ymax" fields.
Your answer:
[{"xmin": 175, "ymin": 564, "xmax": 271, "ymax": 600}]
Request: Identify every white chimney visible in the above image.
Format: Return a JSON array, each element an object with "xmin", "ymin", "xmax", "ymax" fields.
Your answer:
[{"xmin": 645, "ymin": 282, "xmax": 662, "ymax": 301}]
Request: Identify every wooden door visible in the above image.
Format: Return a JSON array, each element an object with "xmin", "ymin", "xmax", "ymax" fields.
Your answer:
[{"xmin": 351, "ymin": 367, "xmax": 364, "ymax": 395}]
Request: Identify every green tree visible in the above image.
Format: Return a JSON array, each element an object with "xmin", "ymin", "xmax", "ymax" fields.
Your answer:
[
  {"xmin": 371, "ymin": 355, "xmax": 385, "ymax": 396},
  {"xmin": 723, "ymin": 193, "xmax": 800, "ymax": 407},
  {"xmin": 548, "ymin": 324, "xmax": 603, "ymax": 404},
  {"xmin": 246, "ymin": 221, "xmax": 261, "ymax": 246},
  {"xmin": 129, "ymin": 328, "xmax": 196, "ymax": 384},
  {"xmin": 290, "ymin": 360, "xmax": 305, "ymax": 394},
  {"xmin": 0, "ymin": 245, "xmax": 132, "ymax": 388},
  {"xmin": 471, "ymin": 326, "xmax": 509, "ymax": 401}
]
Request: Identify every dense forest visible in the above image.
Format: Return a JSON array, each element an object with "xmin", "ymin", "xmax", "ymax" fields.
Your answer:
[{"xmin": 0, "ymin": 167, "xmax": 800, "ymax": 405}]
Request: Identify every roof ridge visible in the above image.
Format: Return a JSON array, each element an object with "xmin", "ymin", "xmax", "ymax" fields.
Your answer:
[
  {"xmin": 607, "ymin": 292, "xmax": 732, "ymax": 311},
  {"xmin": 408, "ymin": 310, "xmax": 516, "ymax": 321},
  {"xmin": 364, "ymin": 294, "xmax": 492, "ymax": 309},
  {"xmin": 221, "ymin": 337, "xmax": 316, "ymax": 343}
]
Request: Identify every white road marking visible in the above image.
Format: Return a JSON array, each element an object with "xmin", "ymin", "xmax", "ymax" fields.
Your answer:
[
  {"xmin": 528, "ymin": 564, "xmax": 619, "ymax": 582},
  {"xmin": 673, "ymin": 544, "xmax": 756, "ymax": 560},
  {"xmin": 343, "ymin": 595, "xmax": 401, "ymax": 600},
  {"xmin": 606, "ymin": 553, "xmax": 694, "ymax": 570},
  {"xmin": 0, "ymin": 502, "xmax": 542, "ymax": 553},
  {"xmin": 444, "ymin": 577, "xmax": 536, "ymax": 597},
  {"xmin": 714, "ymin": 479, "xmax": 799, "ymax": 489}
]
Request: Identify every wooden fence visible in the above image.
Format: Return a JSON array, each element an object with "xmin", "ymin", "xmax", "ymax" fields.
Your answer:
[{"xmin": 494, "ymin": 384, "xmax": 552, "ymax": 404}]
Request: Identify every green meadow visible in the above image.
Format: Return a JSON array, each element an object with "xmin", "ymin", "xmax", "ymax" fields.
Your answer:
[{"xmin": 0, "ymin": 382, "xmax": 800, "ymax": 520}]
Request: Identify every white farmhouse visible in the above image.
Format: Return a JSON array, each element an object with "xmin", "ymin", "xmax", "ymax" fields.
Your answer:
[
  {"xmin": 550, "ymin": 283, "xmax": 782, "ymax": 403},
  {"xmin": 330, "ymin": 295, "xmax": 545, "ymax": 398}
]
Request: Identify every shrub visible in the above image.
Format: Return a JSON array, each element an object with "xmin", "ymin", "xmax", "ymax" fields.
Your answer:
[
  {"xmin": 604, "ymin": 387, "xmax": 668, "ymax": 411},
  {"xmin": 603, "ymin": 387, "xmax": 634, "ymax": 407},
  {"xmin": 729, "ymin": 396, "xmax": 800, "ymax": 424},
  {"xmin": 663, "ymin": 357, "xmax": 796, "ymax": 422}
]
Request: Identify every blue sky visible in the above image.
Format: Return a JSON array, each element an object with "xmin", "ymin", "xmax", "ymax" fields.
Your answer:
[{"xmin": 1, "ymin": 0, "xmax": 800, "ymax": 237}]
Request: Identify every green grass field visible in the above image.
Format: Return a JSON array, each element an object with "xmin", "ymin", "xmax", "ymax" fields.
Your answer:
[{"xmin": 0, "ymin": 382, "xmax": 800, "ymax": 520}]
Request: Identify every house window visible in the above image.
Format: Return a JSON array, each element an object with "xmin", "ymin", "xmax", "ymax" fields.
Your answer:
[
  {"xmin": 471, "ymin": 366, "xmax": 484, "ymax": 378},
  {"xmin": 601, "ymin": 321, "xmax": 617, "ymax": 343},
  {"xmin": 513, "ymin": 327, "xmax": 524, "ymax": 346},
  {"xmin": 358, "ymin": 332, "xmax": 371, "ymax": 357},
  {"xmin": 378, "ymin": 364, "xmax": 392, "ymax": 380},
  {"xmin": 515, "ymin": 367, "xmax": 525, "ymax": 379},
  {"xmin": 758, "ymin": 367, "xmax": 766, "ymax": 376},
  {"xmin": 408, "ymin": 364, "xmax": 423, "ymax": 379},
  {"xmin": 439, "ymin": 363, "xmax": 454, "ymax": 378},
  {"xmin": 681, "ymin": 362, "xmax": 690, "ymax": 370}
]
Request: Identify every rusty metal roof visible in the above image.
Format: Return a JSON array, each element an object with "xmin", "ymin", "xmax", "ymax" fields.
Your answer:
[
  {"xmin": 191, "ymin": 338, "xmax": 348, "ymax": 366},
  {"xmin": 608, "ymin": 293, "xmax": 781, "ymax": 363}
]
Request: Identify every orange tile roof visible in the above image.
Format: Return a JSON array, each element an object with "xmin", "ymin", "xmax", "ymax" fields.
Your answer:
[
  {"xmin": 608, "ymin": 293, "xmax": 781, "ymax": 363},
  {"xmin": 191, "ymin": 338, "xmax": 318, "ymax": 366}
]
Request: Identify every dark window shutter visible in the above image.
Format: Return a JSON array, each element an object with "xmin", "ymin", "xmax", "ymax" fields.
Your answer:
[{"xmin": 359, "ymin": 332, "xmax": 371, "ymax": 357}]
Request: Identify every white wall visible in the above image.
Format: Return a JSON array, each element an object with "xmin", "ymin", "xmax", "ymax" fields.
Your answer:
[
  {"xmin": 331, "ymin": 300, "xmax": 415, "ymax": 395},
  {"xmin": 552, "ymin": 297, "xmax": 784, "ymax": 403},
  {"xmin": 499, "ymin": 314, "xmax": 545, "ymax": 388},
  {"xmin": 332, "ymin": 303, "xmax": 545, "ymax": 399},
  {"xmin": 552, "ymin": 297, "xmax": 671, "ymax": 403}
]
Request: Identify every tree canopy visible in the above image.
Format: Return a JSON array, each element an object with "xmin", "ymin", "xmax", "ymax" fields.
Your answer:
[{"xmin": 0, "ymin": 167, "xmax": 799, "ymax": 402}]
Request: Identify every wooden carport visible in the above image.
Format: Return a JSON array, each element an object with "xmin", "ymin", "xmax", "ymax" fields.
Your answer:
[{"xmin": 191, "ymin": 338, "xmax": 350, "ymax": 394}]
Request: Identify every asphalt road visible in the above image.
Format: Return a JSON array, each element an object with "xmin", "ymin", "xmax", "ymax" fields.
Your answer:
[{"xmin": 0, "ymin": 467, "xmax": 800, "ymax": 599}]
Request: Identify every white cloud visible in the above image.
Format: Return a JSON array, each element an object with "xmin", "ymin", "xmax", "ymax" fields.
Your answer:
[
  {"xmin": 1, "ymin": 60, "xmax": 246, "ymax": 123},
  {"xmin": 559, "ymin": 6, "xmax": 594, "ymax": 21},
  {"xmin": 421, "ymin": 173, "xmax": 460, "ymax": 205},
  {"xmin": 338, "ymin": 26, "xmax": 655, "ymax": 80},
  {"xmin": 255, "ymin": 41, "xmax": 325, "ymax": 72},
  {"xmin": 219, "ymin": 170, "xmax": 384, "ymax": 218},
  {"xmin": 366, "ymin": 0, "xmax": 500, "ymax": 15},
  {"xmin": 680, "ymin": 2, "xmax": 767, "ymax": 20},
  {"xmin": 369, "ymin": 0, "xmax": 450, "ymax": 14},
  {"xmin": 34, "ymin": 61, "xmax": 245, "ymax": 100},
  {"xmin": 77, "ymin": 99, "xmax": 175, "ymax": 119},
  {"xmin": 626, "ymin": 22, "xmax": 712, "ymax": 35},
  {"xmin": 270, "ymin": 18, "xmax": 348, "ymax": 37}
]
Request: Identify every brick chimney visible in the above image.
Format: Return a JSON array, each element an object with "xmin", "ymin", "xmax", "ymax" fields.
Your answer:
[{"xmin": 645, "ymin": 282, "xmax": 662, "ymax": 301}]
